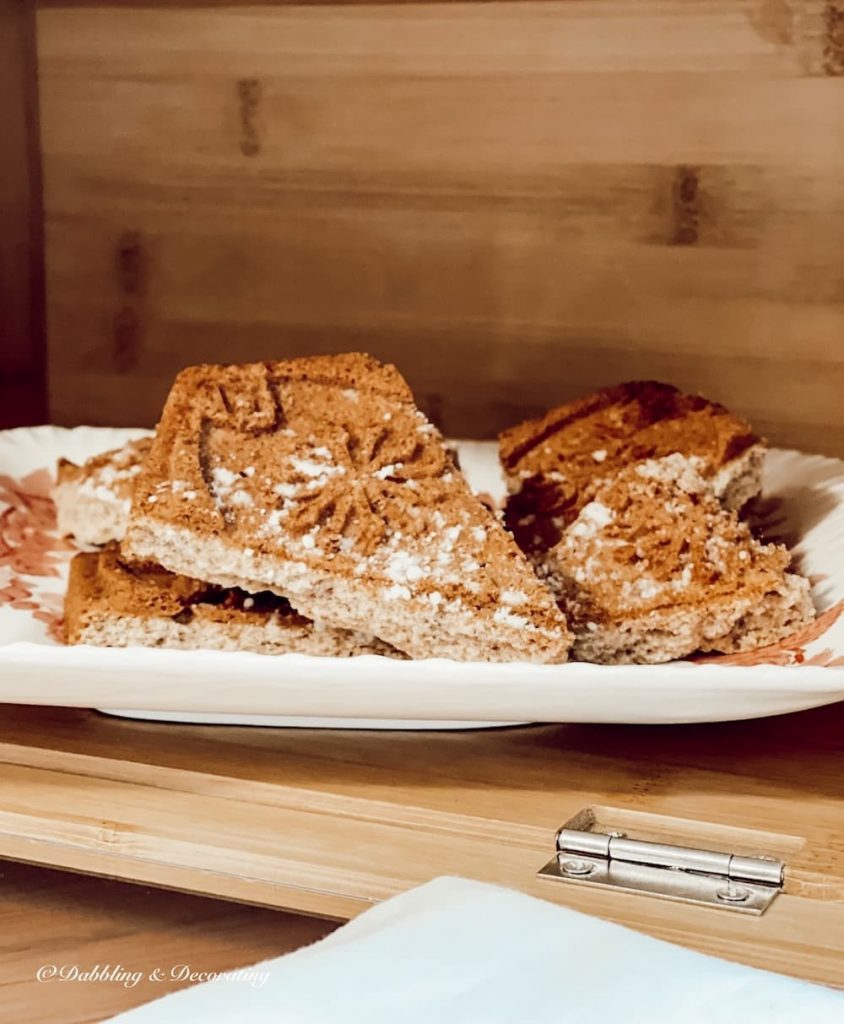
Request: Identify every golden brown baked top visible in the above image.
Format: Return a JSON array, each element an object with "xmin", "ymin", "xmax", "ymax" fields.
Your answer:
[
  {"xmin": 57, "ymin": 437, "xmax": 153, "ymax": 502},
  {"xmin": 125, "ymin": 354, "xmax": 570, "ymax": 640},
  {"xmin": 545, "ymin": 455, "xmax": 790, "ymax": 628},
  {"xmin": 65, "ymin": 548, "xmax": 304, "ymax": 633},
  {"xmin": 499, "ymin": 381, "xmax": 761, "ymax": 555}
]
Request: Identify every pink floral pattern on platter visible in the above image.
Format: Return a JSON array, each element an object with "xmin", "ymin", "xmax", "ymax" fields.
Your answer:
[
  {"xmin": 692, "ymin": 600, "xmax": 844, "ymax": 668},
  {"xmin": 0, "ymin": 468, "xmax": 75, "ymax": 642}
]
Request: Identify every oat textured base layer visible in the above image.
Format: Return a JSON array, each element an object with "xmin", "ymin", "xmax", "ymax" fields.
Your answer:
[
  {"xmin": 72, "ymin": 613, "xmax": 393, "ymax": 658},
  {"xmin": 125, "ymin": 519, "xmax": 554, "ymax": 662},
  {"xmin": 541, "ymin": 454, "xmax": 815, "ymax": 665},
  {"xmin": 54, "ymin": 436, "xmax": 152, "ymax": 545},
  {"xmin": 122, "ymin": 354, "xmax": 572, "ymax": 663},
  {"xmin": 570, "ymin": 573, "xmax": 814, "ymax": 665},
  {"xmin": 65, "ymin": 550, "xmax": 398, "ymax": 659}
]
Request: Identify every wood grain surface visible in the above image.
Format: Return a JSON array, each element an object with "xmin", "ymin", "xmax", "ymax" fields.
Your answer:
[
  {"xmin": 35, "ymin": 1, "xmax": 844, "ymax": 453},
  {"xmin": 0, "ymin": 702, "xmax": 842, "ymax": 986},
  {"xmin": 0, "ymin": 0, "xmax": 46, "ymax": 429},
  {"xmin": 0, "ymin": 860, "xmax": 334, "ymax": 1024}
]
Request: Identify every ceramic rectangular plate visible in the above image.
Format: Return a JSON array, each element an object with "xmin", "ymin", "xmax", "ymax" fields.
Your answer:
[{"xmin": 1, "ymin": 426, "xmax": 842, "ymax": 728}]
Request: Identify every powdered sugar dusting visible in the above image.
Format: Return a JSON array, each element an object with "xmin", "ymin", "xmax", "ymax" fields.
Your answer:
[
  {"xmin": 569, "ymin": 501, "xmax": 614, "ymax": 538},
  {"xmin": 128, "ymin": 358, "xmax": 571, "ymax": 658},
  {"xmin": 289, "ymin": 456, "xmax": 345, "ymax": 480},
  {"xmin": 493, "ymin": 607, "xmax": 530, "ymax": 629}
]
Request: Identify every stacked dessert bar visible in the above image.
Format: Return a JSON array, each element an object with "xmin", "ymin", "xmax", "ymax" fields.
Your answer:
[
  {"xmin": 57, "ymin": 357, "xmax": 814, "ymax": 664},
  {"xmin": 60, "ymin": 354, "xmax": 571, "ymax": 663}
]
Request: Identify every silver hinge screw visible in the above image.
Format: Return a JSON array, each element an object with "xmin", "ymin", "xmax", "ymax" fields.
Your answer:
[
  {"xmin": 716, "ymin": 884, "xmax": 751, "ymax": 904},
  {"xmin": 561, "ymin": 859, "xmax": 595, "ymax": 877}
]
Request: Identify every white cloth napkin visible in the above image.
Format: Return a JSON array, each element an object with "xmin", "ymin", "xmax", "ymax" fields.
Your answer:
[{"xmin": 109, "ymin": 877, "xmax": 842, "ymax": 1023}]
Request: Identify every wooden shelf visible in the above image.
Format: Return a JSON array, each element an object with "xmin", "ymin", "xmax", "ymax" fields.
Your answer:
[{"xmin": 0, "ymin": 702, "xmax": 841, "ymax": 986}]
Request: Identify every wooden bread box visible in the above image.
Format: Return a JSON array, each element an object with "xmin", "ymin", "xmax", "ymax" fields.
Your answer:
[{"xmin": 2, "ymin": 0, "xmax": 843, "ymax": 994}]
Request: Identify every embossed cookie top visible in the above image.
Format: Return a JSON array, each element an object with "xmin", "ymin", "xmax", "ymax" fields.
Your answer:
[
  {"xmin": 128, "ymin": 354, "xmax": 567, "ymax": 635},
  {"xmin": 546, "ymin": 454, "xmax": 790, "ymax": 628},
  {"xmin": 57, "ymin": 437, "xmax": 153, "ymax": 508},
  {"xmin": 499, "ymin": 380, "xmax": 761, "ymax": 554}
]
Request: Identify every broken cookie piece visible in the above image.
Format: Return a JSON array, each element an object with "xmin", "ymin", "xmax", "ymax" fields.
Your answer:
[
  {"xmin": 65, "ymin": 548, "xmax": 399, "ymax": 657},
  {"xmin": 540, "ymin": 454, "xmax": 814, "ymax": 664},
  {"xmin": 54, "ymin": 436, "xmax": 153, "ymax": 546},
  {"xmin": 499, "ymin": 381, "xmax": 765, "ymax": 560}
]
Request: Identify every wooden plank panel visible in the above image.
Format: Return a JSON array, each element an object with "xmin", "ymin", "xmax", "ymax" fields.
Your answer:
[
  {"xmin": 35, "ymin": 3, "xmax": 806, "ymax": 78},
  {"xmin": 37, "ymin": 1, "xmax": 844, "ymax": 452},
  {"xmin": 38, "ymin": 68, "xmax": 844, "ymax": 174},
  {"xmin": 0, "ymin": 704, "xmax": 843, "ymax": 984}
]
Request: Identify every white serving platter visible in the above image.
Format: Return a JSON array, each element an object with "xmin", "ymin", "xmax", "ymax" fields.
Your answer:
[{"xmin": 1, "ymin": 426, "xmax": 842, "ymax": 728}]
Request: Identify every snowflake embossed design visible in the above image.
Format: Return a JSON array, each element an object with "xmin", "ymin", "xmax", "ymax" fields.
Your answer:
[{"xmin": 278, "ymin": 419, "xmax": 448, "ymax": 553}]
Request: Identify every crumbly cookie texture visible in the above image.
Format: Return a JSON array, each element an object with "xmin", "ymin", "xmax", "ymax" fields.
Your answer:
[
  {"xmin": 121, "ymin": 354, "xmax": 572, "ymax": 662},
  {"xmin": 54, "ymin": 436, "xmax": 153, "ymax": 545},
  {"xmin": 499, "ymin": 381, "xmax": 765, "ymax": 559},
  {"xmin": 540, "ymin": 454, "xmax": 814, "ymax": 664},
  {"xmin": 65, "ymin": 549, "xmax": 400, "ymax": 658}
]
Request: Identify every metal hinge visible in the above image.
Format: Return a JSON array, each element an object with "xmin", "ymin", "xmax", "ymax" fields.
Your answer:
[{"xmin": 538, "ymin": 813, "xmax": 784, "ymax": 915}]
